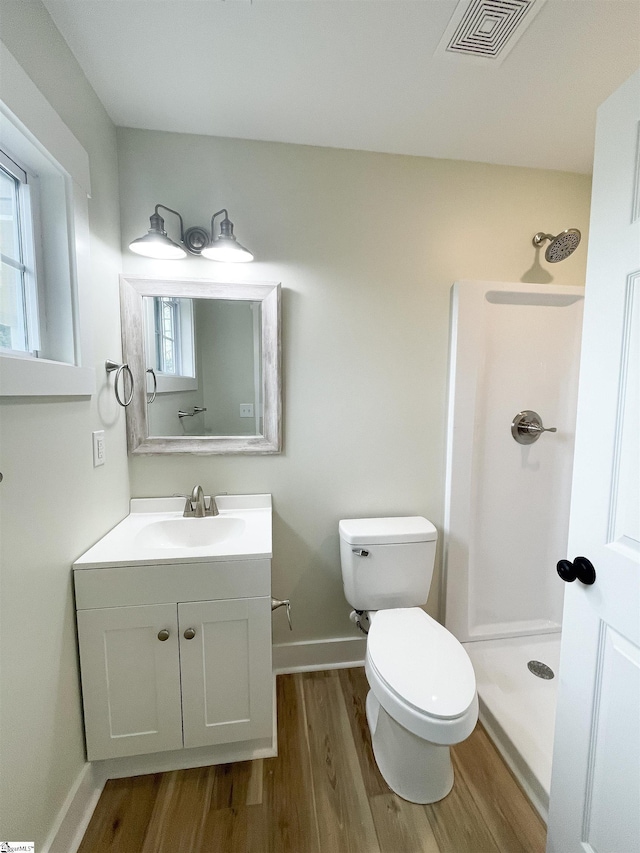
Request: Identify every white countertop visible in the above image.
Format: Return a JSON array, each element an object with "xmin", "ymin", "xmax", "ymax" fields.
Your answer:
[{"xmin": 73, "ymin": 494, "xmax": 273, "ymax": 569}]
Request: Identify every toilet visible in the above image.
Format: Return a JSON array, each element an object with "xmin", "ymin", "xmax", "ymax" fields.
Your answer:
[{"xmin": 339, "ymin": 516, "xmax": 478, "ymax": 804}]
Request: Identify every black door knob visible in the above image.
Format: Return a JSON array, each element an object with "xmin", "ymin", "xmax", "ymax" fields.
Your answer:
[{"xmin": 556, "ymin": 556, "xmax": 596, "ymax": 586}]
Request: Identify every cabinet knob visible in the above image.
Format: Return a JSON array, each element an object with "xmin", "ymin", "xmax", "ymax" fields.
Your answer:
[
  {"xmin": 184, "ymin": 627, "xmax": 196, "ymax": 640},
  {"xmin": 157, "ymin": 629, "xmax": 170, "ymax": 641}
]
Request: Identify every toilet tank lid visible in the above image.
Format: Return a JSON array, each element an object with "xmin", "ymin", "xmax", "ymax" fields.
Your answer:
[{"xmin": 339, "ymin": 516, "xmax": 437, "ymax": 545}]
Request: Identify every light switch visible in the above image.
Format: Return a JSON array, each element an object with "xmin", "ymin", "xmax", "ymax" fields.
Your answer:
[
  {"xmin": 92, "ymin": 430, "xmax": 105, "ymax": 467},
  {"xmin": 239, "ymin": 403, "xmax": 254, "ymax": 418}
]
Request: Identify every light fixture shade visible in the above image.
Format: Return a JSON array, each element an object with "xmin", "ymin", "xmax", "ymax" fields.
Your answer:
[
  {"xmin": 201, "ymin": 213, "xmax": 254, "ymax": 263},
  {"xmin": 201, "ymin": 238, "xmax": 254, "ymax": 263},
  {"xmin": 129, "ymin": 231, "xmax": 187, "ymax": 259},
  {"xmin": 128, "ymin": 209, "xmax": 187, "ymax": 259}
]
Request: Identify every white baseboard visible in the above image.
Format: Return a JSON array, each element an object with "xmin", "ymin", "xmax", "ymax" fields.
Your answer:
[
  {"xmin": 42, "ymin": 762, "xmax": 106, "ymax": 853},
  {"xmin": 99, "ymin": 736, "xmax": 277, "ymax": 780},
  {"xmin": 41, "ymin": 741, "xmax": 277, "ymax": 851},
  {"xmin": 273, "ymin": 635, "xmax": 366, "ymax": 673}
]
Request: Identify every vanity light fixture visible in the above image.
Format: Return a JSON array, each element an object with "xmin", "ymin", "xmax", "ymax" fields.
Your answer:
[
  {"xmin": 129, "ymin": 204, "xmax": 254, "ymax": 262},
  {"xmin": 201, "ymin": 209, "xmax": 254, "ymax": 263}
]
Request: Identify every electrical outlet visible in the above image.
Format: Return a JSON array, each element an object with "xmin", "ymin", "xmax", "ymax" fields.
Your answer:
[
  {"xmin": 92, "ymin": 430, "xmax": 105, "ymax": 467},
  {"xmin": 239, "ymin": 403, "xmax": 254, "ymax": 418}
]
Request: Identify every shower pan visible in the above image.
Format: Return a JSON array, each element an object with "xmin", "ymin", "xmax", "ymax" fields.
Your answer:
[{"xmin": 443, "ymin": 279, "xmax": 584, "ymax": 819}]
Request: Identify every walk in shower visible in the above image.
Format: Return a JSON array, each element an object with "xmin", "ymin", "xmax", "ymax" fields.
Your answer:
[{"xmin": 444, "ymin": 280, "xmax": 584, "ymax": 819}]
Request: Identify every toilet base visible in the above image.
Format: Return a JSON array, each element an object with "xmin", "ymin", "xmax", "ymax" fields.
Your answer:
[{"xmin": 366, "ymin": 690, "xmax": 454, "ymax": 804}]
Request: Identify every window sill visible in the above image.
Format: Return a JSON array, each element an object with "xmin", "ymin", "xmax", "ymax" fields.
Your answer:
[
  {"xmin": 0, "ymin": 352, "xmax": 95, "ymax": 397},
  {"xmin": 155, "ymin": 374, "xmax": 198, "ymax": 394}
]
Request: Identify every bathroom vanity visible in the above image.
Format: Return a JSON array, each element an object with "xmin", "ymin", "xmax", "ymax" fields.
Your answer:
[{"xmin": 73, "ymin": 495, "xmax": 275, "ymax": 768}]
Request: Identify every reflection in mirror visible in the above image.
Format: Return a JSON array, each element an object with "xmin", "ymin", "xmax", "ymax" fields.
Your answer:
[
  {"xmin": 119, "ymin": 276, "xmax": 281, "ymax": 455},
  {"xmin": 143, "ymin": 297, "xmax": 263, "ymax": 438}
]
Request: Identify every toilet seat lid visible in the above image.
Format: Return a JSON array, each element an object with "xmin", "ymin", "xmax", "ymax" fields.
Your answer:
[{"xmin": 367, "ymin": 608, "xmax": 476, "ymax": 720}]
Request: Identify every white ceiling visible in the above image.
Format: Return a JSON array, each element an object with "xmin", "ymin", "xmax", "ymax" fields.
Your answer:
[{"xmin": 41, "ymin": 0, "xmax": 640, "ymax": 173}]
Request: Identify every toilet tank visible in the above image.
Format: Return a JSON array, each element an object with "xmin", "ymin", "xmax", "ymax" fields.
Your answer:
[{"xmin": 339, "ymin": 516, "xmax": 438, "ymax": 610}]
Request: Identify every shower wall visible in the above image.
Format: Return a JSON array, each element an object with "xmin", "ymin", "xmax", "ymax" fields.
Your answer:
[{"xmin": 444, "ymin": 281, "xmax": 584, "ymax": 642}]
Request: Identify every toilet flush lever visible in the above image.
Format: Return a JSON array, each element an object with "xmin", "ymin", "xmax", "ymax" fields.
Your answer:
[{"xmin": 352, "ymin": 549, "xmax": 370, "ymax": 557}]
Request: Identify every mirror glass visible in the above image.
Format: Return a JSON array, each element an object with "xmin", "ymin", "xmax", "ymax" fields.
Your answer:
[
  {"xmin": 143, "ymin": 296, "xmax": 263, "ymax": 438},
  {"xmin": 119, "ymin": 276, "xmax": 281, "ymax": 455}
]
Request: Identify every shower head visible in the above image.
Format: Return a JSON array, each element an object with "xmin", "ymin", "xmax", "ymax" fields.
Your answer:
[{"xmin": 532, "ymin": 228, "xmax": 581, "ymax": 263}]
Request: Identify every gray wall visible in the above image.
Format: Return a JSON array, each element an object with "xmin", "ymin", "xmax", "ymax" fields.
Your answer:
[
  {"xmin": 0, "ymin": 1, "xmax": 128, "ymax": 845},
  {"xmin": 118, "ymin": 127, "xmax": 592, "ymax": 649},
  {"xmin": 199, "ymin": 300, "xmax": 258, "ymax": 436}
]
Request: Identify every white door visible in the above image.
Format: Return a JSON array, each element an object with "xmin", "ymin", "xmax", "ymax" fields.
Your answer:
[
  {"xmin": 76, "ymin": 603, "xmax": 183, "ymax": 760},
  {"xmin": 179, "ymin": 597, "xmax": 273, "ymax": 749},
  {"xmin": 546, "ymin": 71, "xmax": 640, "ymax": 852}
]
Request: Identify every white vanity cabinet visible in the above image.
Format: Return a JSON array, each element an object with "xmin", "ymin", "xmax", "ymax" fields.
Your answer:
[
  {"xmin": 74, "ymin": 559, "xmax": 273, "ymax": 762},
  {"xmin": 178, "ymin": 597, "xmax": 272, "ymax": 750},
  {"xmin": 76, "ymin": 603, "xmax": 183, "ymax": 759}
]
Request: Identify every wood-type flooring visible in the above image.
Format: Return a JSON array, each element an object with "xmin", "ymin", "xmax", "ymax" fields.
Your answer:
[{"xmin": 78, "ymin": 668, "xmax": 546, "ymax": 853}]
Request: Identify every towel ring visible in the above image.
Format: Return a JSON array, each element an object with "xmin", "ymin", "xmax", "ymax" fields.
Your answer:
[
  {"xmin": 146, "ymin": 368, "xmax": 157, "ymax": 404},
  {"xmin": 105, "ymin": 359, "xmax": 134, "ymax": 407}
]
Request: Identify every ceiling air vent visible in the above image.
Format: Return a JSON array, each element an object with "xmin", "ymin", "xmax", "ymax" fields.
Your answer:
[{"xmin": 435, "ymin": 0, "xmax": 547, "ymax": 64}]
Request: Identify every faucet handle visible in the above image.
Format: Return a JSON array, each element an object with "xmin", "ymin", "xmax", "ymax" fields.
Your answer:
[
  {"xmin": 173, "ymin": 493, "xmax": 195, "ymax": 516},
  {"xmin": 205, "ymin": 496, "xmax": 219, "ymax": 517}
]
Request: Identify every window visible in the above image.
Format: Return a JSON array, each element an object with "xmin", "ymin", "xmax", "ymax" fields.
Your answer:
[
  {"xmin": 143, "ymin": 295, "xmax": 196, "ymax": 392},
  {"xmin": 0, "ymin": 41, "xmax": 94, "ymax": 397},
  {"xmin": 0, "ymin": 122, "xmax": 75, "ymax": 369},
  {"xmin": 155, "ymin": 296, "xmax": 180, "ymax": 375},
  {"xmin": 0, "ymin": 148, "xmax": 39, "ymax": 355}
]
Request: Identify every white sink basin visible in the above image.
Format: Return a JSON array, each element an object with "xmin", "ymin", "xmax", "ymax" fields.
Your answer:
[
  {"xmin": 135, "ymin": 516, "xmax": 246, "ymax": 550},
  {"xmin": 73, "ymin": 494, "xmax": 272, "ymax": 568}
]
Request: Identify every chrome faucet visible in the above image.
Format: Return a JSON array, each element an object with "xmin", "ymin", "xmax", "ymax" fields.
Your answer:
[
  {"xmin": 190, "ymin": 484, "xmax": 207, "ymax": 518},
  {"xmin": 182, "ymin": 485, "xmax": 219, "ymax": 517}
]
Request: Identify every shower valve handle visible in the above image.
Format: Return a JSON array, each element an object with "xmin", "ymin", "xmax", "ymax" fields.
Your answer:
[
  {"xmin": 556, "ymin": 556, "xmax": 596, "ymax": 586},
  {"xmin": 511, "ymin": 411, "xmax": 557, "ymax": 445},
  {"xmin": 524, "ymin": 423, "xmax": 557, "ymax": 435}
]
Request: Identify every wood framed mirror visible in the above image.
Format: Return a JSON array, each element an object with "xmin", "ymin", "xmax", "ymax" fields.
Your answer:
[{"xmin": 119, "ymin": 275, "xmax": 281, "ymax": 454}]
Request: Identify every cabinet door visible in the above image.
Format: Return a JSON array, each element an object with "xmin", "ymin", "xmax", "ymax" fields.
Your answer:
[
  {"xmin": 77, "ymin": 604, "xmax": 183, "ymax": 760},
  {"xmin": 179, "ymin": 597, "xmax": 273, "ymax": 749}
]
